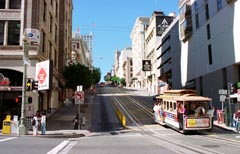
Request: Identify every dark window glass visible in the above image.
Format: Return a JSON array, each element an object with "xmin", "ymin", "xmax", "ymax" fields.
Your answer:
[
  {"xmin": 207, "ymin": 24, "xmax": 211, "ymax": 40},
  {"xmin": 217, "ymin": 0, "xmax": 222, "ymax": 11},
  {"xmin": 195, "ymin": 13, "xmax": 199, "ymax": 29},
  {"xmin": 43, "ymin": 2, "xmax": 47, "ymax": 21},
  {"xmin": 42, "ymin": 31, "xmax": 45, "ymax": 53},
  {"xmin": 0, "ymin": 0, "xmax": 5, "ymax": 9},
  {"xmin": 49, "ymin": 14, "xmax": 52, "ymax": 32},
  {"xmin": 9, "ymin": 0, "xmax": 21, "ymax": 9},
  {"xmin": 8, "ymin": 21, "xmax": 20, "ymax": 45},
  {"xmin": 208, "ymin": 44, "xmax": 212, "ymax": 65},
  {"xmin": 0, "ymin": 21, "xmax": 4, "ymax": 45},
  {"xmin": 205, "ymin": 3, "xmax": 209, "ymax": 20}
]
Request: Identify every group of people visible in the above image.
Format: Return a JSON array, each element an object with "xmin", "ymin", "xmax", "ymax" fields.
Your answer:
[
  {"xmin": 153, "ymin": 102, "xmax": 164, "ymax": 123},
  {"xmin": 73, "ymin": 113, "xmax": 86, "ymax": 130},
  {"xmin": 32, "ymin": 111, "xmax": 46, "ymax": 136}
]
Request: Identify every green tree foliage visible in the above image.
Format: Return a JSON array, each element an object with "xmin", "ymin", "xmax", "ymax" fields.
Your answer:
[
  {"xmin": 91, "ymin": 67, "xmax": 101, "ymax": 84},
  {"xmin": 110, "ymin": 75, "xmax": 120, "ymax": 85},
  {"xmin": 104, "ymin": 73, "xmax": 111, "ymax": 81},
  {"xmin": 110, "ymin": 75, "xmax": 126, "ymax": 86},
  {"xmin": 62, "ymin": 64, "xmax": 101, "ymax": 90},
  {"xmin": 120, "ymin": 78, "xmax": 126, "ymax": 86}
]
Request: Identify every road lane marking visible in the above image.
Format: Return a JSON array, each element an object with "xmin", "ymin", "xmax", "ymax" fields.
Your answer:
[
  {"xmin": 59, "ymin": 141, "xmax": 78, "ymax": 154},
  {"xmin": 0, "ymin": 137, "xmax": 17, "ymax": 143},
  {"xmin": 47, "ymin": 140, "xmax": 70, "ymax": 154}
]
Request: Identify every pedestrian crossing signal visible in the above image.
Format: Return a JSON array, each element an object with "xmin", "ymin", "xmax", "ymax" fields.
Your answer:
[
  {"xmin": 15, "ymin": 96, "xmax": 22, "ymax": 103},
  {"xmin": 27, "ymin": 79, "xmax": 32, "ymax": 91}
]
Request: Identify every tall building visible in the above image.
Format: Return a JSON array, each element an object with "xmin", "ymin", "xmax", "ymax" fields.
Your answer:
[
  {"xmin": 144, "ymin": 11, "xmax": 175, "ymax": 94},
  {"xmin": 73, "ymin": 32, "xmax": 93, "ymax": 68},
  {"xmin": 130, "ymin": 17, "xmax": 150, "ymax": 89},
  {"xmin": 156, "ymin": 16, "xmax": 181, "ymax": 94},
  {"xmin": 0, "ymin": 0, "xmax": 73, "ymax": 127},
  {"xmin": 179, "ymin": 0, "xmax": 240, "ymax": 111}
]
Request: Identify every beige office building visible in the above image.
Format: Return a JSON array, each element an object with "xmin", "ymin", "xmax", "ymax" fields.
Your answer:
[{"xmin": 0, "ymin": 0, "xmax": 73, "ymax": 126}]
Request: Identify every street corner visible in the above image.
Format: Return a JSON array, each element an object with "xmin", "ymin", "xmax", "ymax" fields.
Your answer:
[{"xmin": 36, "ymin": 130, "xmax": 91, "ymax": 138}]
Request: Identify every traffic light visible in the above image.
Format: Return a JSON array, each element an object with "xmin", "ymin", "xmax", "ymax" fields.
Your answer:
[
  {"xmin": 230, "ymin": 83, "xmax": 237, "ymax": 94},
  {"xmin": 28, "ymin": 96, "xmax": 32, "ymax": 104},
  {"xmin": 27, "ymin": 79, "xmax": 32, "ymax": 91},
  {"xmin": 32, "ymin": 80, "xmax": 38, "ymax": 90},
  {"xmin": 15, "ymin": 96, "xmax": 22, "ymax": 103}
]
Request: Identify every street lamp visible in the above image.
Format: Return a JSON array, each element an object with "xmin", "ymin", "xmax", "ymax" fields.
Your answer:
[{"xmin": 18, "ymin": 33, "xmax": 30, "ymax": 135}]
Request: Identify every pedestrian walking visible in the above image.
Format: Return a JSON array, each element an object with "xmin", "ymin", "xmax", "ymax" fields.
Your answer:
[
  {"xmin": 82, "ymin": 116, "xmax": 86, "ymax": 126},
  {"xmin": 32, "ymin": 114, "xmax": 39, "ymax": 136},
  {"xmin": 73, "ymin": 114, "xmax": 79, "ymax": 130},
  {"xmin": 41, "ymin": 112, "xmax": 46, "ymax": 135}
]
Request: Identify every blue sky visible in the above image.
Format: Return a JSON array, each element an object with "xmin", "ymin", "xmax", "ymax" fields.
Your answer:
[{"xmin": 72, "ymin": 0, "xmax": 179, "ymax": 81}]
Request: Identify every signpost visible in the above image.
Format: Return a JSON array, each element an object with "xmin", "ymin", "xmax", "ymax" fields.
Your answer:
[
  {"xmin": 75, "ymin": 85, "xmax": 84, "ymax": 129},
  {"xmin": 219, "ymin": 89, "xmax": 227, "ymax": 110}
]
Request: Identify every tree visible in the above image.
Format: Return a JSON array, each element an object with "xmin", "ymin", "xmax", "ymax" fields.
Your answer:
[
  {"xmin": 91, "ymin": 67, "xmax": 101, "ymax": 84},
  {"xmin": 104, "ymin": 72, "xmax": 111, "ymax": 82},
  {"xmin": 62, "ymin": 64, "xmax": 101, "ymax": 91},
  {"xmin": 120, "ymin": 78, "xmax": 126, "ymax": 86},
  {"xmin": 110, "ymin": 75, "xmax": 120, "ymax": 85}
]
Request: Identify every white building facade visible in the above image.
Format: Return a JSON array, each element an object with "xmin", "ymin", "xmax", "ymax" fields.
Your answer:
[
  {"xmin": 179, "ymin": 0, "xmax": 240, "ymax": 110},
  {"xmin": 144, "ymin": 11, "xmax": 175, "ymax": 94},
  {"xmin": 130, "ymin": 17, "xmax": 150, "ymax": 89}
]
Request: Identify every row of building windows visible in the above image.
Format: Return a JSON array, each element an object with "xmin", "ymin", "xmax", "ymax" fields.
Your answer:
[
  {"xmin": 0, "ymin": 0, "xmax": 21, "ymax": 9},
  {"xmin": 0, "ymin": 21, "xmax": 20, "ymax": 45}
]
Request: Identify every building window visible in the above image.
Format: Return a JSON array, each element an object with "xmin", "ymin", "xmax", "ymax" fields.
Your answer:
[
  {"xmin": 54, "ymin": 50, "xmax": 57, "ymax": 67},
  {"xmin": 43, "ymin": 1, "xmax": 47, "ymax": 21},
  {"xmin": 0, "ymin": 21, "xmax": 4, "ymax": 45},
  {"xmin": 195, "ymin": 13, "xmax": 199, "ymax": 29},
  {"xmin": 208, "ymin": 44, "xmax": 212, "ymax": 65},
  {"xmin": 49, "ymin": 14, "xmax": 52, "ymax": 32},
  {"xmin": 55, "ymin": 24, "xmax": 57, "ymax": 41},
  {"xmin": 194, "ymin": 1, "xmax": 198, "ymax": 12},
  {"xmin": 9, "ymin": 0, "xmax": 21, "ymax": 9},
  {"xmin": 207, "ymin": 24, "xmax": 211, "ymax": 40},
  {"xmin": 42, "ymin": 31, "xmax": 46, "ymax": 53},
  {"xmin": 217, "ymin": 0, "xmax": 222, "ymax": 11},
  {"xmin": 0, "ymin": 0, "xmax": 5, "ymax": 9},
  {"xmin": 8, "ymin": 21, "xmax": 20, "ymax": 45},
  {"xmin": 205, "ymin": 3, "xmax": 209, "ymax": 20},
  {"xmin": 55, "ymin": 2, "xmax": 58, "ymax": 18},
  {"xmin": 49, "ymin": 41, "xmax": 52, "ymax": 58}
]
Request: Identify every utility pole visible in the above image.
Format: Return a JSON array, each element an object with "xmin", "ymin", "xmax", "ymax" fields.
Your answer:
[
  {"xmin": 18, "ymin": 33, "xmax": 29, "ymax": 135},
  {"xmin": 227, "ymin": 82, "xmax": 232, "ymax": 127}
]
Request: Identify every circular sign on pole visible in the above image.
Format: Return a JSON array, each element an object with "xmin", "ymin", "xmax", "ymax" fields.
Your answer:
[{"xmin": 75, "ymin": 91, "xmax": 84, "ymax": 104}]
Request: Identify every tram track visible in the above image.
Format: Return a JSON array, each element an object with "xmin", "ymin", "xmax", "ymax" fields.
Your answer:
[
  {"xmin": 110, "ymin": 93, "xmax": 225, "ymax": 154},
  {"xmin": 105, "ymin": 87, "xmax": 240, "ymax": 154}
]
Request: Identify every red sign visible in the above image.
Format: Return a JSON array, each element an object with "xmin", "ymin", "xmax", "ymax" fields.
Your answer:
[
  {"xmin": 75, "ymin": 91, "xmax": 84, "ymax": 100},
  {"xmin": 37, "ymin": 68, "xmax": 47, "ymax": 84}
]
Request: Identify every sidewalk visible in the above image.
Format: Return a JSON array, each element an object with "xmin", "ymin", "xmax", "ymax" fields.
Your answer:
[
  {"xmin": 213, "ymin": 120, "xmax": 239, "ymax": 133},
  {"xmin": 0, "ymin": 95, "xmax": 94, "ymax": 137}
]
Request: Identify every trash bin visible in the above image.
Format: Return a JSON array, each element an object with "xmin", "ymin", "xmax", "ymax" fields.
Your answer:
[
  {"xmin": 11, "ymin": 116, "xmax": 19, "ymax": 134},
  {"xmin": 2, "ymin": 115, "xmax": 11, "ymax": 134}
]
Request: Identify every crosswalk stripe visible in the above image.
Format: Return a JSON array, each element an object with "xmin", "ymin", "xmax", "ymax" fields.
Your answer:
[{"xmin": 0, "ymin": 137, "xmax": 17, "ymax": 143}]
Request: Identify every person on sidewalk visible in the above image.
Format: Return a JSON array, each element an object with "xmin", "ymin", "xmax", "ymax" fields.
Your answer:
[
  {"xmin": 234, "ymin": 110, "xmax": 240, "ymax": 131},
  {"xmin": 73, "ymin": 113, "xmax": 79, "ymax": 130},
  {"xmin": 41, "ymin": 112, "xmax": 46, "ymax": 135},
  {"xmin": 32, "ymin": 114, "xmax": 39, "ymax": 136}
]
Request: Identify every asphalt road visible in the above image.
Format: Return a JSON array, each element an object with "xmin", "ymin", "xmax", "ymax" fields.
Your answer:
[{"xmin": 1, "ymin": 85, "xmax": 240, "ymax": 154}]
